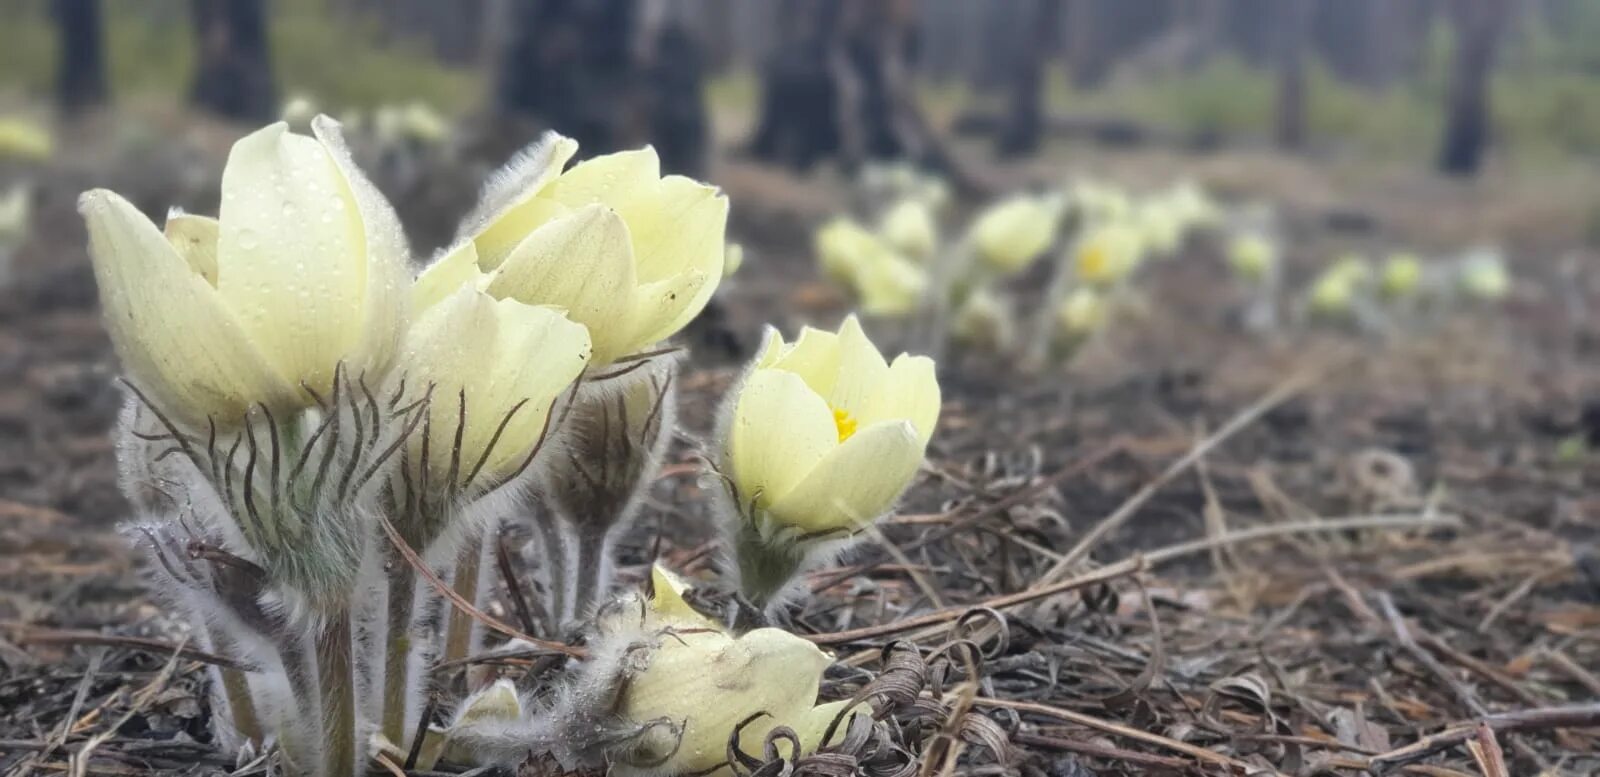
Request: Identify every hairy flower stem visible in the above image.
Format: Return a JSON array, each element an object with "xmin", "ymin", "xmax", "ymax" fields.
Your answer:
[
  {"xmin": 277, "ymin": 634, "xmax": 320, "ymax": 756},
  {"xmin": 217, "ymin": 665, "xmax": 263, "ymax": 747},
  {"xmin": 444, "ymin": 528, "xmax": 486, "ymax": 667},
  {"xmin": 566, "ymin": 522, "xmax": 615, "ymax": 624},
  {"xmin": 380, "ymin": 559, "xmax": 417, "ymax": 746},
  {"xmin": 315, "ymin": 614, "xmax": 356, "ymax": 777},
  {"xmin": 734, "ymin": 525, "xmax": 805, "ymax": 613},
  {"xmin": 534, "ymin": 515, "xmax": 570, "ymax": 631}
]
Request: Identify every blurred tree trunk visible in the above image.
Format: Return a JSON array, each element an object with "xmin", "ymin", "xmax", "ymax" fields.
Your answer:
[
  {"xmin": 491, "ymin": 0, "xmax": 708, "ymax": 174},
  {"xmin": 747, "ymin": 0, "xmax": 846, "ymax": 169},
  {"xmin": 1274, "ymin": 0, "xmax": 1310, "ymax": 149},
  {"xmin": 52, "ymin": 0, "xmax": 108, "ymax": 114},
  {"xmin": 190, "ymin": 0, "xmax": 275, "ymax": 122},
  {"xmin": 749, "ymin": 0, "xmax": 917, "ymax": 169},
  {"xmin": 1437, "ymin": 0, "xmax": 1514, "ymax": 176},
  {"xmin": 647, "ymin": 24, "xmax": 710, "ymax": 177},
  {"xmin": 1063, "ymin": 0, "xmax": 1105, "ymax": 89},
  {"xmin": 998, "ymin": 0, "xmax": 1061, "ymax": 157},
  {"xmin": 494, "ymin": 0, "xmax": 642, "ymax": 154}
]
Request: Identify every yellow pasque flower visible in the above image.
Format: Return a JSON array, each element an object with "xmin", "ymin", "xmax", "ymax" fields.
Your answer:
[
  {"xmin": 1074, "ymin": 221, "xmax": 1143, "ymax": 288},
  {"xmin": 1070, "ymin": 179, "xmax": 1131, "ymax": 224},
  {"xmin": 619, "ymin": 622, "xmax": 857, "ymax": 776},
  {"xmin": 1056, "ymin": 287, "xmax": 1105, "ymax": 340},
  {"xmin": 1459, "ymin": 250, "xmax": 1509, "ymax": 300},
  {"xmin": 814, "ymin": 218, "xmax": 925, "ymax": 316},
  {"xmin": 815, "ymin": 217, "xmax": 879, "ymax": 284},
  {"xmin": 280, "ymin": 94, "xmax": 318, "ymax": 126},
  {"xmin": 1228, "ymin": 234, "xmax": 1276, "ymax": 282},
  {"xmin": 0, "ymin": 118, "xmax": 53, "ymax": 160},
  {"xmin": 1136, "ymin": 203, "xmax": 1182, "ymax": 257},
  {"xmin": 1380, "ymin": 253, "xmax": 1423, "ymax": 299},
  {"xmin": 854, "ymin": 251, "xmax": 927, "ymax": 317},
  {"xmin": 1308, "ymin": 264, "xmax": 1365, "ymax": 316},
  {"xmin": 0, "ymin": 185, "xmax": 30, "ymax": 242},
  {"xmin": 432, "ymin": 137, "xmax": 728, "ymax": 365},
  {"xmin": 970, "ymin": 194, "xmax": 1061, "ymax": 274},
  {"xmin": 878, "ymin": 198, "xmax": 938, "ymax": 262},
  {"xmin": 79, "ymin": 118, "xmax": 410, "ymax": 426},
  {"xmin": 951, "ymin": 287, "xmax": 1013, "ymax": 348},
  {"xmin": 728, "ymin": 316, "xmax": 939, "ymax": 534},
  {"xmin": 395, "ymin": 286, "xmax": 591, "ymax": 488},
  {"xmin": 723, "ymin": 242, "xmax": 745, "ymax": 278},
  {"xmin": 402, "ymin": 102, "xmax": 450, "ymax": 145}
]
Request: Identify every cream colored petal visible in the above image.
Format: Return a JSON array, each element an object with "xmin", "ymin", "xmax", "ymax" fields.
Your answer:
[
  {"xmin": 793, "ymin": 700, "xmax": 873, "ymax": 753},
  {"xmin": 411, "ymin": 241, "xmax": 482, "ymax": 313},
  {"xmin": 769, "ymin": 326, "xmax": 841, "ymax": 398},
  {"xmin": 752, "ymin": 326, "xmax": 786, "ymax": 370},
  {"xmin": 484, "ymin": 204, "xmax": 637, "ymax": 364},
  {"xmin": 163, "ymin": 212, "xmax": 219, "ymax": 285},
  {"xmin": 647, "ymin": 565, "xmax": 718, "ymax": 629},
  {"xmin": 860, "ymin": 355, "xmax": 939, "ymax": 447},
  {"xmin": 402, "ymin": 289, "xmax": 591, "ymax": 486},
  {"xmin": 618, "ymin": 176, "xmax": 727, "ymax": 283},
  {"xmin": 473, "ymin": 197, "xmax": 572, "ymax": 271},
  {"xmin": 216, "ymin": 122, "xmax": 367, "ymax": 395},
  {"xmin": 624, "ymin": 627, "xmax": 830, "ymax": 776},
  {"xmin": 313, "ymin": 115, "xmax": 412, "ymax": 380},
  {"xmin": 541, "ymin": 146, "xmax": 660, "ymax": 212},
  {"xmin": 767, "ymin": 420, "xmax": 922, "ymax": 533},
  {"xmin": 879, "ymin": 199, "xmax": 936, "ymax": 261},
  {"xmin": 854, "ymin": 252, "xmax": 926, "ymax": 317},
  {"xmin": 626, "ymin": 267, "xmax": 712, "ymax": 355},
  {"xmin": 459, "ymin": 133, "xmax": 580, "ymax": 267},
  {"xmin": 826, "ymin": 316, "xmax": 889, "ymax": 417},
  {"xmin": 80, "ymin": 190, "xmax": 297, "ymax": 426},
  {"xmin": 729, "ymin": 370, "xmax": 837, "ymax": 507}
]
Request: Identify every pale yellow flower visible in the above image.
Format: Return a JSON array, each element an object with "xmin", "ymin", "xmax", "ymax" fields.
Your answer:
[
  {"xmin": 878, "ymin": 198, "xmax": 938, "ymax": 262},
  {"xmin": 1136, "ymin": 203, "xmax": 1182, "ymax": 257},
  {"xmin": 723, "ymin": 242, "xmax": 745, "ymax": 278},
  {"xmin": 1228, "ymin": 234, "xmax": 1276, "ymax": 282},
  {"xmin": 1075, "ymin": 221, "xmax": 1143, "ymax": 288},
  {"xmin": 0, "ymin": 118, "xmax": 53, "ymax": 160},
  {"xmin": 79, "ymin": 118, "xmax": 409, "ymax": 426},
  {"xmin": 402, "ymin": 102, "xmax": 450, "ymax": 145},
  {"xmin": 1308, "ymin": 258, "xmax": 1370, "ymax": 316},
  {"xmin": 395, "ymin": 286, "xmax": 591, "ymax": 487},
  {"xmin": 620, "ymin": 626, "xmax": 857, "ymax": 776},
  {"xmin": 727, "ymin": 317, "xmax": 939, "ymax": 534},
  {"xmin": 970, "ymin": 194, "xmax": 1061, "ymax": 273},
  {"xmin": 1056, "ymin": 287, "xmax": 1105, "ymax": 340},
  {"xmin": 0, "ymin": 185, "xmax": 30, "ymax": 242},
  {"xmin": 813, "ymin": 217, "xmax": 925, "ymax": 316},
  {"xmin": 1380, "ymin": 253, "xmax": 1423, "ymax": 299},
  {"xmin": 815, "ymin": 217, "xmax": 881, "ymax": 285},
  {"xmin": 431, "ymin": 137, "xmax": 728, "ymax": 365},
  {"xmin": 1459, "ymin": 250, "xmax": 1509, "ymax": 300},
  {"xmin": 280, "ymin": 94, "xmax": 319, "ymax": 127}
]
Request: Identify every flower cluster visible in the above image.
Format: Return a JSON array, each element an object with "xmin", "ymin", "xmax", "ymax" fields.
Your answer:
[
  {"xmin": 812, "ymin": 169, "xmax": 1222, "ymax": 364},
  {"xmin": 1219, "ymin": 204, "xmax": 1513, "ymax": 333},
  {"xmin": 87, "ymin": 119, "xmax": 939, "ymax": 777}
]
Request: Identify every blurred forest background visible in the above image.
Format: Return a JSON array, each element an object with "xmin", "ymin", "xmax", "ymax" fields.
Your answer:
[{"xmin": 3, "ymin": 0, "xmax": 1599, "ymax": 178}]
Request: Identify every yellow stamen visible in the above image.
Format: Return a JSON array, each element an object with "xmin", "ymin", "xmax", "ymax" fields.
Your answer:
[
  {"xmin": 1078, "ymin": 244, "xmax": 1108, "ymax": 282},
  {"xmin": 831, "ymin": 407, "xmax": 857, "ymax": 442}
]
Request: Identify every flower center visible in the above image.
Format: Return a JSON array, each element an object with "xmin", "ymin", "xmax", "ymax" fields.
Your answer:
[
  {"xmin": 1078, "ymin": 244, "xmax": 1108, "ymax": 280},
  {"xmin": 831, "ymin": 407, "xmax": 858, "ymax": 442}
]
